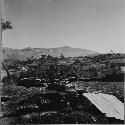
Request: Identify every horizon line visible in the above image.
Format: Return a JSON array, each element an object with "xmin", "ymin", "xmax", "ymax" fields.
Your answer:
[{"xmin": 2, "ymin": 45, "xmax": 125, "ymax": 54}]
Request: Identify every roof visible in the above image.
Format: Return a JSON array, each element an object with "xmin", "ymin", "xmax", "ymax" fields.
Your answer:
[{"xmin": 83, "ymin": 93, "xmax": 124, "ymax": 120}]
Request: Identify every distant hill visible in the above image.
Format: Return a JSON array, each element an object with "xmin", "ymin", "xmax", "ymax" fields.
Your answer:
[{"xmin": 2, "ymin": 46, "xmax": 99, "ymax": 61}]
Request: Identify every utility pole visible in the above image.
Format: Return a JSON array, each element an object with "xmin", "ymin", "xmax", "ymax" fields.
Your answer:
[{"xmin": 0, "ymin": 0, "xmax": 3, "ymax": 117}]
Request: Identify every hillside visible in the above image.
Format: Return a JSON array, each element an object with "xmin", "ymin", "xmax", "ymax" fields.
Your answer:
[{"xmin": 2, "ymin": 46, "xmax": 99, "ymax": 61}]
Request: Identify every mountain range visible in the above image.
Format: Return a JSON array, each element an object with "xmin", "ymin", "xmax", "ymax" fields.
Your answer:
[{"xmin": 2, "ymin": 46, "xmax": 99, "ymax": 61}]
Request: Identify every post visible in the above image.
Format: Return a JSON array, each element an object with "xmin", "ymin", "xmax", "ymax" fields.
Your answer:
[{"xmin": 0, "ymin": 0, "xmax": 2, "ymax": 117}]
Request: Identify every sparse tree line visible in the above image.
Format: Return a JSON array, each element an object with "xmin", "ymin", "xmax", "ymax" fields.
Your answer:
[{"xmin": 2, "ymin": 53, "xmax": 124, "ymax": 86}]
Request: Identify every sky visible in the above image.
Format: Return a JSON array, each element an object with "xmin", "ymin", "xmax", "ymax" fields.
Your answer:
[{"xmin": 2, "ymin": 0, "xmax": 125, "ymax": 53}]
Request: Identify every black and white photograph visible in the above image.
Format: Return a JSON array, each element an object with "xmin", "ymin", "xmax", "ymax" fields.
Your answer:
[{"xmin": 0, "ymin": 0, "xmax": 124, "ymax": 124}]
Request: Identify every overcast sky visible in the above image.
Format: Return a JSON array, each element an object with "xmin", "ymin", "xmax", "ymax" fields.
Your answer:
[{"xmin": 3, "ymin": 0, "xmax": 125, "ymax": 53}]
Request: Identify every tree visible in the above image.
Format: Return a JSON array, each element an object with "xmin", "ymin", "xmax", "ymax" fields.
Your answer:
[
  {"xmin": 47, "ymin": 55, "xmax": 52, "ymax": 60},
  {"xmin": 60, "ymin": 54, "xmax": 64, "ymax": 59},
  {"xmin": 0, "ymin": 14, "xmax": 12, "ymax": 117},
  {"xmin": 1, "ymin": 20, "xmax": 12, "ymax": 85},
  {"xmin": 2, "ymin": 19, "xmax": 12, "ymax": 31},
  {"xmin": 41, "ymin": 55, "xmax": 46, "ymax": 60}
]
